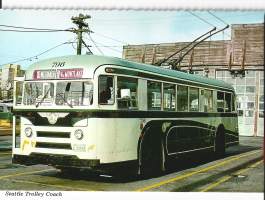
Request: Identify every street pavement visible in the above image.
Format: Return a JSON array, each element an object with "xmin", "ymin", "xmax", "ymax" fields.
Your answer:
[{"xmin": 0, "ymin": 135, "xmax": 12, "ymax": 151}]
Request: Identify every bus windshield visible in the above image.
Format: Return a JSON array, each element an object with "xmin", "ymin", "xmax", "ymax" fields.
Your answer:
[
  {"xmin": 23, "ymin": 82, "xmax": 54, "ymax": 106},
  {"xmin": 23, "ymin": 81, "xmax": 93, "ymax": 107},
  {"xmin": 55, "ymin": 81, "xmax": 93, "ymax": 106}
]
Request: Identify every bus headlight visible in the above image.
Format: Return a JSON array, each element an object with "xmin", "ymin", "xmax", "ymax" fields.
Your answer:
[
  {"xmin": 74, "ymin": 129, "xmax": 83, "ymax": 140},
  {"xmin": 25, "ymin": 127, "xmax": 33, "ymax": 137}
]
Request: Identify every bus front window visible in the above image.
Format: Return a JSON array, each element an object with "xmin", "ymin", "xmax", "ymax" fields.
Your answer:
[
  {"xmin": 56, "ymin": 81, "xmax": 93, "ymax": 106},
  {"xmin": 23, "ymin": 82, "xmax": 54, "ymax": 106}
]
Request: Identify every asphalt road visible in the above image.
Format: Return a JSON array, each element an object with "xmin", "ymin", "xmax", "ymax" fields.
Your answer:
[{"xmin": 0, "ymin": 135, "xmax": 263, "ymax": 192}]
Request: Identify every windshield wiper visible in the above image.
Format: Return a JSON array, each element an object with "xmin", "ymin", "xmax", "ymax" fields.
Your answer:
[
  {"xmin": 36, "ymin": 88, "xmax": 51, "ymax": 108},
  {"xmin": 56, "ymin": 93, "xmax": 73, "ymax": 108}
]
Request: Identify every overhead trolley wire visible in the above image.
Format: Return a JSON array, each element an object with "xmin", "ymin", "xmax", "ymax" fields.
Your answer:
[
  {"xmin": 187, "ymin": 11, "xmax": 216, "ymax": 28},
  {"xmin": 188, "ymin": 11, "xmax": 231, "ymax": 38},
  {"xmin": 207, "ymin": 11, "xmax": 229, "ymax": 26},
  {"xmin": 0, "ymin": 41, "xmax": 75, "ymax": 67},
  {"xmin": 206, "ymin": 11, "xmax": 231, "ymax": 38}
]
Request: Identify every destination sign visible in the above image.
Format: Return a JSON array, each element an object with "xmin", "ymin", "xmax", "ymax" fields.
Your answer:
[{"xmin": 33, "ymin": 68, "xmax": 84, "ymax": 80}]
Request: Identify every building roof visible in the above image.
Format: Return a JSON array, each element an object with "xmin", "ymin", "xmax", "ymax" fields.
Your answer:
[{"xmin": 26, "ymin": 54, "xmax": 234, "ymax": 91}]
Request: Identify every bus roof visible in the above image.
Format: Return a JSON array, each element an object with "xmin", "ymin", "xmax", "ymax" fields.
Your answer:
[{"xmin": 26, "ymin": 55, "xmax": 234, "ymax": 91}]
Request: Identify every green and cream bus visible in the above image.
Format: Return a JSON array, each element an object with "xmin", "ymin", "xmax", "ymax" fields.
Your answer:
[{"xmin": 12, "ymin": 55, "xmax": 238, "ymax": 176}]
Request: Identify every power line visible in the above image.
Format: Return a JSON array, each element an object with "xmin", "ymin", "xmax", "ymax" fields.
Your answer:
[
  {"xmin": 93, "ymin": 32, "xmax": 129, "ymax": 45},
  {"xmin": 0, "ymin": 41, "xmax": 74, "ymax": 67},
  {"xmin": 187, "ymin": 11, "xmax": 216, "ymax": 28},
  {"xmin": 87, "ymin": 33, "xmax": 104, "ymax": 55},
  {"xmin": 85, "ymin": 36, "xmax": 122, "ymax": 54},
  {"xmin": 0, "ymin": 24, "xmax": 71, "ymax": 32},
  {"xmin": 0, "ymin": 29, "xmax": 69, "ymax": 33}
]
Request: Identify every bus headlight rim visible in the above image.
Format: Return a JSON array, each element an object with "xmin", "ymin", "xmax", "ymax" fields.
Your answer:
[
  {"xmin": 74, "ymin": 129, "xmax": 84, "ymax": 140},
  {"xmin": 25, "ymin": 127, "xmax": 33, "ymax": 137}
]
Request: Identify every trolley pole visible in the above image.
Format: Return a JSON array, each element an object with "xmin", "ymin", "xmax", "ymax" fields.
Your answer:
[{"xmin": 71, "ymin": 14, "xmax": 91, "ymax": 55}]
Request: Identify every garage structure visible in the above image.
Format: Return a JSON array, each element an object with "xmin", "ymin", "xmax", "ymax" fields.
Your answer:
[{"xmin": 122, "ymin": 23, "xmax": 264, "ymax": 137}]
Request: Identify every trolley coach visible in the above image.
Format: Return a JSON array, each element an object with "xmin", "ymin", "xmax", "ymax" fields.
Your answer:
[{"xmin": 12, "ymin": 55, "xmax": 238, "ymax": 176}]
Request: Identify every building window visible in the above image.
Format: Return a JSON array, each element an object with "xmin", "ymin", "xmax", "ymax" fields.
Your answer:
[
  {"xmin": 236, "ymin": 77, "xmax": 245, "ymax": 85},
  {"xmin": 259, "ymin": 95, "xmax": 264, "ymax": 102},
  {"xmin": 247, "ymin": 102, "xmax": 255, "ymax": 109},
  {"xmin": 177, "ymin": 85, "xmax": 188, "ymax": 111},
  {"xmin": 236, "ymin": 86, "xmax": 245, "ymax": 93},
  {"xmin": 245, "ymin": 110, "xmax": 254, "ymax": 117},
  {"xmin": 246, "ymin": 86, "xmax": 255, "ymax": 93},
  {"xmin": 147, "ymin": 81, "xmax": 161, "ymax": 110},
  {"xmin": 189, "ymin": 87, "xmax": 199, "ymax": 111},
  {"xmin": 246, "ymin": 71, "xmax": 255, "ymax": 77},
  {"xmin": 98, "ymin": 76, "xmax": 114, "ymax": 105},
  {"xmin": 246, "ymin": 78, "xmax": 255, "ymax": 85},
  {"xmin": 117, "ymin": 76, "xmax": 138, "ymax": 109},
  {"xmin": 163, "ymin": 83, "xmax": 176, "ymax": 111}
]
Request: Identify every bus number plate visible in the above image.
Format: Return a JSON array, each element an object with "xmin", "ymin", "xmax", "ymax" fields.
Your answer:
[{"xmin": 72, "ymin": 144, "xmax": 86, "ymax": 152}]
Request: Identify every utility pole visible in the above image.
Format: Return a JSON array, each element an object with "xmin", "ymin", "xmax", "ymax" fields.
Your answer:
[{"xmin": 71, "ymin": 14, "xmax": 91, "ymax": 55}]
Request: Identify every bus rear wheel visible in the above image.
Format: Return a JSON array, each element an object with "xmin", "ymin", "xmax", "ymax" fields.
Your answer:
[
  {"xmin": 215, "ymin": 125, "xmax": 225, "ymax": 158},
  {"xmin": 139, "ymin": 136, "xmax": 166, "ymax": 177}
]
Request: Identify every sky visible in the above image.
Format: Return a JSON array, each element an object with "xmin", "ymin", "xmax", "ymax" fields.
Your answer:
[{"xmin": 0, "ymin": 10, "xmax": 264, "ymax": 69}]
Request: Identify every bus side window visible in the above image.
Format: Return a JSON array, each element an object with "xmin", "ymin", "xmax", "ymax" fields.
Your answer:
[
  {"xmin": 147, "ymin": 81, "xmax": 162, "ymax": 110},
  {"xmin": 189, "ymin": 87, "xmax": 199, "ymax": 111},
  {"xmin": 177, "ymin": 85, "xmax": 188, "ymax": 111},
  {"xmin": 98, "ymin": 75, "xmax": 114, "ymax": 105},
  {"xmin": 117, "ymin": 76, "xmax": 138, "ymax": 109},
  {"xmin": 232, "ymin": 94, "xmax": 236, "ymax": 112},
  {"xmin": 204, "ymin": 90, "xmax": 213, "ymax": 112},
  {"xmin": 217, "ymin": 91, "xmax": 224, "ymax": 112},
  {"xmin": 225, "ymin": 93, "xmax": 232, "ymax": 112},
  {"xmin": 163, "ymin": 83, "xmax": 176, "ymax": 111}
]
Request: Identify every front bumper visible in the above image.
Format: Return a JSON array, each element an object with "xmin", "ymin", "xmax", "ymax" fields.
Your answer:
[{"xmin": 12, "ymin": 153, "xmax": 100, "ymax": 168}]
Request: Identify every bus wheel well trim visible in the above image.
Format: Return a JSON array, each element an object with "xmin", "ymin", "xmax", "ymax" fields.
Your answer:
[
  {"xmin": 137, "ymin": 123, "xmax": 165, "ymax": 175},
  {"xmin": 215, "ymin": 124, "xmax": 226, "ymax": 155}
]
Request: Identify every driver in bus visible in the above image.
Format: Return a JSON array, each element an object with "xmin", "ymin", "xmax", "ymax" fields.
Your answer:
[{"xmin": 99, "ymin": 77, "xmax": 113, "ymax": 104}]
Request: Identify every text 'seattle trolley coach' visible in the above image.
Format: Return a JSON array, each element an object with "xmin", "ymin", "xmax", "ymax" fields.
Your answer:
[{"xmin": 12, "ymin": 55, "xmax": 239, "ymax": 176}]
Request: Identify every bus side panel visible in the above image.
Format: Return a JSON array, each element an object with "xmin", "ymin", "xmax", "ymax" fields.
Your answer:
[{"xmin": 92, "ymin": 118, "xmax": 140, "ymax": 164}]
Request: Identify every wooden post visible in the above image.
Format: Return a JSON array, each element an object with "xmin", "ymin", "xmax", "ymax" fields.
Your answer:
[
  {"xmin": 188, "ymin": 49, "xmax": 194, "ymax": 72},
  {"xmin": 228, "ymin": 51, "xmax": 233, "ymax": 71},
  {"xmin": 141, "ymin": 46, "xmax": 146, "ymax": 63},
  {"xmin": 241, "ymin": 40, "xmax": 246, "ymax": 71},
  {"xmin": 151, "ymin": 46, "xmax": 157, "ymax": 65}
]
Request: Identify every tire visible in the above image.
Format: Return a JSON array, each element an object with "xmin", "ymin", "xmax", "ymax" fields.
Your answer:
[
  {"xmin": 57, "ymin": 166, "xmax": 79, "ymax": 175},
  {"xmin": 139, "ymin": 133, "xmax": 166, "ymax": 177},
  {"xmin": 215, "ymin": 125, "xmax": 225, "ymax": 157}
]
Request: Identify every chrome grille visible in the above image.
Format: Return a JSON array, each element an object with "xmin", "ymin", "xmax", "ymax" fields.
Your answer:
[{"xmin": 36, "ymin": 131, "xmax": 70, "ymax": 138}]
